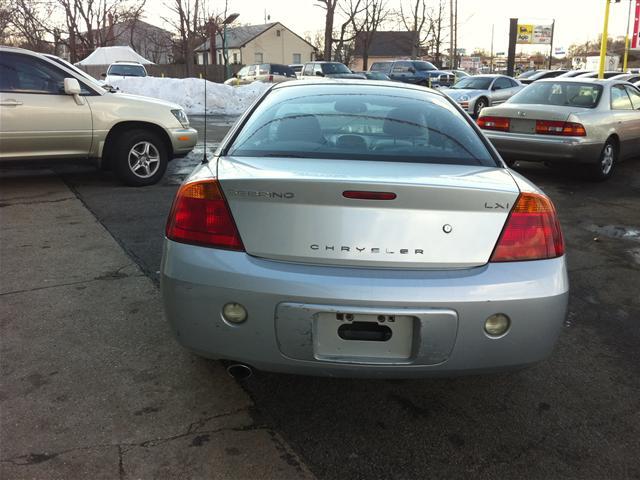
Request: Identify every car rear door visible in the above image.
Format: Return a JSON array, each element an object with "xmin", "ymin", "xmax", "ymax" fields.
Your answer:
[
  {"xmin": 490, "ymin": 77, "xmax": 515, "ymax": 105},
  {"xmin": 620, "ymin": 85, "xmax": 640, "ymax": 157},
  {"xmin": 0, "ymin": 51, "xmax": 93, "ymax": 161}
]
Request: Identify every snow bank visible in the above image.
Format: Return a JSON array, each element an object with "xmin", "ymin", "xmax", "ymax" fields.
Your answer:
[{"xmin": 108, "ymin": 77, "xmax": 271, "ymax": 116}]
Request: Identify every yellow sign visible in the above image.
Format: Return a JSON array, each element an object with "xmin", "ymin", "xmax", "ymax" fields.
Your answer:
[
  {"xmin": 517, "ymin": 23, "xmax": 552, "ymax": 45},
  {"xmin": 517, "ymin": 24, "xmax": 534, "ymax": 44}
]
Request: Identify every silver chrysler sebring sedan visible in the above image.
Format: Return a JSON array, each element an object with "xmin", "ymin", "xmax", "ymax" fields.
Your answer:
[{"xmin": 161, "ymin": 80, "xmax": 568, "ymax": 378}]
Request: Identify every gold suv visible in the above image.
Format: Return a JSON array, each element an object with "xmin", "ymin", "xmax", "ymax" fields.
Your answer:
[{"xmin": 0, "ymin": 47, "xmax": 198, "ymax": 186}]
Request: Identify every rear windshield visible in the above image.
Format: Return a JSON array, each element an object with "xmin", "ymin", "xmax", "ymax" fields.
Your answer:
[
  {"xmin": 412, "ymin": 61, "xmax": 437, "ymax": 71},
  {"xmin": 264, "ymin": 64, "xmax": 296, "ymax": 77},
  {"xmin": 107, "ymin": 64, "xmax": 146, "ymax": 77},
  {"xmin": 227, "ymin": 85, "xmax": 496, "ymax": 167},
  {"xmin": 370, "ymin": 63, "xmax": 391, "ymax": 73},
  {"xmin": 321, "ymin": 63, "xmax": 351, "ymax": 74},
  {"xmin": 508, "ymin": 82, "xmax": 603, "ymax": 108},
  {"xmin": 517, "ymin": 70, "xmax": 539, "ymax": 79},
  {"xmin": 451, "ymin": 76, "xmax": 493, "ymax": 90}
]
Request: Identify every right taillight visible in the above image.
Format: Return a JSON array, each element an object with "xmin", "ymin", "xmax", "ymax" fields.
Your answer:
[
  {"xmin": 535, "ymin": 120, "xmax": 586, "ymax": 136},
  {"xmin": 166, "ymin": 179, "xmax": 244, "ymax": 251},
  {"xmin": 490, "ymin": 192, "xmax": 564, "ymax": 262},
  {"xmin": 477, "ymin": 116, "xmax": 510, "ymax": 132}
]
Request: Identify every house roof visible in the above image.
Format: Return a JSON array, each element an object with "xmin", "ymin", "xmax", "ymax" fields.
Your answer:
[
  {"xmin": 196, "ymin": 23, "xmax": 276, "ymax": 52},
  {"xmin": 195, "ymin": 22, "xmax": 315, "ymax": 52},
  {"xmin": 353, "ymin": 31, "xmax": 415, "ymax": 57}
]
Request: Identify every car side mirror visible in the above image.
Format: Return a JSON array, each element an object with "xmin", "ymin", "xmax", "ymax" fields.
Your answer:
[
  {"xmin": 100, "ymin": 73, "xmax": 106, "ymax": 78},
  {"xmin": 64, "ymin": 78, "xmax": 84, "ymax": 105},
  {"xmin": 315, "ymin": 71, "xmax": 324, "ymax": 77}
]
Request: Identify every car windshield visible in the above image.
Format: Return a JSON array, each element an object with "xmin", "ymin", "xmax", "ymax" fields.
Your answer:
[
  {"xmin": 412, "ymin": 61, "xmax": 437, "ymax": 71},
  {"xmin": 227, "ymin": 85, "xmax": 495, "ymax": 166},
  {"xmin": 517, "ymin": 70, "xmax": 539, "ymax": 79},
  {"xmin": 321, "ymin": 63, "xmax": 352, "ymax": 74},
  {"xmin": 451, "ymin": 77, "xmax": 493, "ymax": 90},
  {"xmin": 508, "ymin": 82, "xmax": 603, "ymax": 108},
  {"xmin": 108, "ymin": 64, "xmax": 146, "ymax": 77}
]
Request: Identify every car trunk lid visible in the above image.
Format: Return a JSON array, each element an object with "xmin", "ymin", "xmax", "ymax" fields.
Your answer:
[
  {"xmin": 218, "ymin": 157, "xmax": 520, "ymax": 269},
  {"xmin": 485, "ymin": 104, "xmax": 578, "ymax": 134}
]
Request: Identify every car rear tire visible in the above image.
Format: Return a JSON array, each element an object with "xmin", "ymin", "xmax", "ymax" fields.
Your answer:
[
  {"xmin": 113, "ymin": 129, "xmax": 168, "ymax": 187},
  {"xmin": 588, "ymin": 139, "xmax": 617, "ymax": 181},
  {"xmin": 473, "ymin": 98, "xmax": 488, "ymax": 117}
]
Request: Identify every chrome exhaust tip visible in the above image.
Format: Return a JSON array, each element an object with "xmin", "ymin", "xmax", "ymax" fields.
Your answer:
[{"xmin": 225, "ymin": 363, "xmax": 253, "ymax": 380}]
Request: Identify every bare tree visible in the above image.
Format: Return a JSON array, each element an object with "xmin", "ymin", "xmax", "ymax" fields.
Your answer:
[
  {"xmin": 333, "ymin": 0, "xmax": 363, "ymax": 64},
  {"xmin": 162, "ymin": 0, "xmax": 203, "ymax": 75},
  {"xmin": 426, "ymin": 0, "xmax": 446, "ymax": 67},
  {"xmin": 398, "ymin": 0, "xmax": 426, "ymax": 59},
  {"xmin": 4, "ymin": 0, "xmax": 54, "ymax": 52},
  {"xmin": 315, "ymin": 0, "xmax": 339, "ymax": 61},
  {"xmin": 356, "ymin": 0, "xmax": 388, "ymax": 70}
]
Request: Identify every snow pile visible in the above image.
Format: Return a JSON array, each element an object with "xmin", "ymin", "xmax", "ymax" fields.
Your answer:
[{"xmin": 108, "ymin": 77, "xmax": 271, "ymax": 116}]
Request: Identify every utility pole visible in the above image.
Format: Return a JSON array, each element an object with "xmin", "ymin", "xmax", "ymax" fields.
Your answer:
[
  {"xmin": 598, "ymin": 0, "xmax": 616, "ymax": 78},
  {"xmin": 623, "ymin": 0, "xmax": 633, "ymax": 71},
  {"xmin": 548, "ymin": 20, "xmax": 555, "ymax": 69},
  {"xmin": 490, "ymin": 24, "xmax": 494, "ymax": 73},
  {"xmin": 454, "ymin": 0, "xmax": 458, "ymax": 69},
  {"xmin": 449, "ymin": 0, "xmax": 454, "ymax": 68}
]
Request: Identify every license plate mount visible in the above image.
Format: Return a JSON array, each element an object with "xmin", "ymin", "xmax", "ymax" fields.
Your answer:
[{"xmin": 314, "ymin": 312, "xmax": 415, "ymax": 362}]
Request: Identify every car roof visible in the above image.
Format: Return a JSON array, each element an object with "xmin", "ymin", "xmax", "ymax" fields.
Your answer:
[
  {"xmin": 109, "ymin": 61, "xmax": 145, "ymax": 66},
  {"xmin": 271, "ymin": 78, "xmax": 447, "ymax": 97},
  {"xmin": 536, "ymin": 76, "xmax": 626, "ymax": 84}
]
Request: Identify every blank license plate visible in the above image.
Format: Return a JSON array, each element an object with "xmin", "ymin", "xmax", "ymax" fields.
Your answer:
[
  {"xmin": 509, "ymin": 118, "xmax": 536, "ymax": 134},
  {"xmin": 314, "ymin": 312, "xmax": 414, "ymax": 361}
]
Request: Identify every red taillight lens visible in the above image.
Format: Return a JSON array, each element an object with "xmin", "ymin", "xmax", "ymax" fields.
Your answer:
[
  {"xmin": 535, "ymin": 120, "xmax": 586, "ymax": 136},
  {"xmin": 268, "ymin": 74, "xmax": 274, "ymax": 82},
  {"xmin": 490, "ymin": 193, "xmax": 564, "ymax": 262},
  {"xmin": 166, "ymin": 179, "xmax": 244, "ymax": 250},
  {"xmin": 477, "ymin": 116, "xmax": 510, "ymax": 132}
]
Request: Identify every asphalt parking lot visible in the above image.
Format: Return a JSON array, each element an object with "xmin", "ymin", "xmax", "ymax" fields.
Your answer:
[{"xmin": 3, "ymin": 116, "xmax": 640, "ymax": 479}]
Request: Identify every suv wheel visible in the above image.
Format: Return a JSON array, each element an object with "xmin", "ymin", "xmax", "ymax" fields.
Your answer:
[{"xmin": 113, "ymin": 129, "xmax": 168, "ymax": 186}]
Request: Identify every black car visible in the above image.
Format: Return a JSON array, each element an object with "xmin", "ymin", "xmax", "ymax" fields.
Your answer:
[{"xmin": 369, "ymin": 60, "xmax": 454, "ymax": 87}]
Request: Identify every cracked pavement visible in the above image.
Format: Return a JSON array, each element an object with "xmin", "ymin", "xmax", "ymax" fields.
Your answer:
[
  {"xmin": 1, "ymin": 116, "xmax": 639, "ymax": 479},
  {"xmin": 0, "ymin": 171, "xmax": 314, "ymax": 479}
]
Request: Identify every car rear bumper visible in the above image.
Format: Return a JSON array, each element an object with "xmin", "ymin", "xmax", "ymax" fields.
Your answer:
[
  {"xmin": 168, "ymin": 127, "xmax": 198, "ymax": 156},
  {"xmin": 484, "ymin": 131, "xmax": 602, "ymax": 163},
  {"xmin": 161, "ymin": 240, "xmax": 569, "ymax": 378}
]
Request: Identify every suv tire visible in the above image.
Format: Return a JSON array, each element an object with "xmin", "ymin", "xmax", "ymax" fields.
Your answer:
[{"xmin": 112, "ymin": 129, "xmax": 169, "ymax": 187}]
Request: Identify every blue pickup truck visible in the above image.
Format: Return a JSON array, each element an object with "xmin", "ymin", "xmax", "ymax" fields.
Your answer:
[{"xmin": 369, "ymin": 60, "xmax": 454, "ymax": 88}]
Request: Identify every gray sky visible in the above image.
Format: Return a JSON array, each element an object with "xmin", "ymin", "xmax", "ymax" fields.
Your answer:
[{"xmin": 149, "ymin": 0, "xmax": 635, "ymax": 54}]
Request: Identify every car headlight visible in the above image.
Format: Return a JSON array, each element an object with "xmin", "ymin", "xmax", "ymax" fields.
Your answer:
[
  {"xmin": 458, "ymin": 95, "xmax": 469, "ymax": 102},
  {"xmin": 171, "ymin": 109, "xmax": 189, "ymax": 127}
]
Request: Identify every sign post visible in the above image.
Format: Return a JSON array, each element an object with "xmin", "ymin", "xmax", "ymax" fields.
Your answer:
[{"xmin": 598, "ymin": 0, "xmax": 612, "ymax": 79}]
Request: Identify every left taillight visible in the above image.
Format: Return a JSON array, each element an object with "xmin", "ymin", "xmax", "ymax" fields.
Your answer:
[
  {"xmin": 477, "ymin": 116, "xmax": 510, "ymax": 132},
  {"xmin": 166, "ymin": 179, "xmax": 244, "ymax": 251},
  {"xmin": 490, "ymin": 192, "xmax": 564, "ymax": 262}
]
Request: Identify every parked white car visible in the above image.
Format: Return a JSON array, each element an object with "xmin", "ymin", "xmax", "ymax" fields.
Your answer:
[{"xmin": 103, "ymin": 61, "xmax": 148, "ymax": 84}]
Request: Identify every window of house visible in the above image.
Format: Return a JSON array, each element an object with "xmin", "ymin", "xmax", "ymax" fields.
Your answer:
[
  {"xmin": 292, "ymin": 53, "xmax": 301, "ymax": 64},
  {"xmin": 255, "ymin": 52, "xmax": 263, "ymax": 64},
  {"xmin": 276, "ymin": 30, "xmax": 281, "ymax": 37},
  {"xmin": 233, "ymin": 53, "xmax": 238, "ymax": 64},
  {"xmin": 218, "ymin": 52, "xmax": 223, "ymax": 64}
]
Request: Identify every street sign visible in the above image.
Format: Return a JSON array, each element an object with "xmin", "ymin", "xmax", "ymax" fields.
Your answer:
[{"xmin": 516, "ymin": 23, "xmax": 553, "ymax": 44}]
